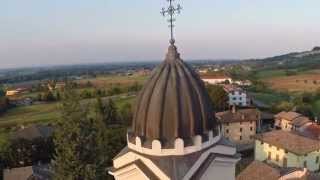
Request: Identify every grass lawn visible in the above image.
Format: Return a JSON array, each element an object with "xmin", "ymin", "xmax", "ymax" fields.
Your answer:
[
  {"xmin": 78, "ymin": 74, "xmax": 148, "ymax": 88},
  {"xmin": 0, "ymin": 103, "xmax": 61, "ymax": 128},
  {"xmin": 250, "ymin": 92, "xmax": 289, "ymax": 106},
  {"xmin": 254, "ymin": 70, "xmax": 288, "ymax": 79},
  {"xmin": 313, "ymin": 100, "xmax": 320, "ymax": 116},
  {"xmin": 114, "ymin": 96, "xmax": 136, "ymax": 109}
]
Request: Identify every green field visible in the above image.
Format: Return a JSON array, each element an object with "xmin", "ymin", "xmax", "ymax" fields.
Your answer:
[
  {"xmin": 0, "ymin": 103, "xmax": 61, "ymax": 128},
  {"xmin": 313, "ymin": 100, "xmax": 320, "ymax": 115},
  {"xmin": 0, "ymin": 94, "xmax": 136, "ymax": 129},
  {"xmin": 254, "ymin": 70, "xmax": 288, "ymax": 79},
  {"xmin": 250, "ymin": 92, "xmax": 289, "ymax": 106}
]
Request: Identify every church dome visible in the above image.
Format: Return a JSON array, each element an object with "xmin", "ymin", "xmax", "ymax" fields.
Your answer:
[{"xmin": 130, "ymin": 44, "xmax": 217, "ymax": 148}]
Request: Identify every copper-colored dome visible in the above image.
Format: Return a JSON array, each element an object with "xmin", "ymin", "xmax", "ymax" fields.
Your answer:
[{"xmin": 131, "ymin": 45, "xmax": 217, "ymax": 148}]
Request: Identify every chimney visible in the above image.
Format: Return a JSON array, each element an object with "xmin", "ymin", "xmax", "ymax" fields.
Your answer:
[{"xmin": 232, "ymin": 105, "xmax": 236, "ymax": 114}]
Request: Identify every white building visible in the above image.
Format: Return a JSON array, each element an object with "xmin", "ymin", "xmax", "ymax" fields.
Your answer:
[
  {"xmin": 109, "ymin": 43, "xmax": 240, "ymax": 180},
  {"xmin": 201, "ymin": 74, "xmax": 233, "ymax": 85},
  {"xmin": 224, "ymin": 85, "xmax": 250, "ymax": 107}
]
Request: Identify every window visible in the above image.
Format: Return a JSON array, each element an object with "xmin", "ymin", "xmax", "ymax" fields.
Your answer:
[
  {"xmin": 277, "ymin": 147, "xmax": 280, "ymax": 151},
  {"xmin": 268, "ymin": 152, "xmax": 271, "ymax": 160},
  {"xmin": 240, "ymin": 128, "xmax": 243, "ymax": 132},
  {"xmin": 285, "ymin": 150, "xmax": 288, "ymax": 154},
  {"xmin": 316, "ymin": 156, "xmax": 319, "ymax": 163},
  {"xmin": 250, "ymin": 121, "xmax": 253, "ymax": 124},
  {"xmin": 269, "ymin": 144, "xmax": 272, "ymax": 148},
  {"xmin": 226, "ymin": 129, "xmax": 229, "ymax": 134},
  {"xmin": 250, "ymin": 127, "xmax": 253, "ymax": 131},
  {"xmin": 239, "ymin": 97, "xmax": 242, "ymax": 100},
  {"xmin": 240, "ymin": 136, "xmax": 242, "ymax": 140},
  {"xmin": 233, "ymin": 97, "xmax": 237, "ymax": 101},
  {"xmin": 240, "ymin": 122, "xmax": 242, "ymax": 125},
  {"xmin": 283, "ymin": 157, "xmax": 287, "ymax": 167},
  {"xmin": 260, "ymin": 141, "xmax": 264, "ymax": 145},
  {"xmin": 304, "ymin": 154, "xmax": 308, "ymax": 157},
  {"xmin": 226, "ymin": 123, "xmax": 230, "ymax": 126},
  {"xmin": 304, "ymin": 161, "xmax": 307, "ymax": 168},
  {"xmin": 276, "ymin": 154, "xmax": 279, "ymax": 162}
]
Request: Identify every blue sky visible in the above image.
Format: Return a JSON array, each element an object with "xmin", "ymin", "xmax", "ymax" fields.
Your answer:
[{"xmin": 1, "ymin": 0, "xmax": 320, "ymax": 68}]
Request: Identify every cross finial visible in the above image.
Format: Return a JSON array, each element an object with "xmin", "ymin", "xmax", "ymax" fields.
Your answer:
[{"xmin": 161, "ymin": 0, "xmax": 182, "ymax": 45}]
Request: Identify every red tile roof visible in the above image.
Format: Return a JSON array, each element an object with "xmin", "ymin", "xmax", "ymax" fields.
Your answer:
[{"xmin": 255, "ymin": 130, "xmax": 320, "ymax": 155}]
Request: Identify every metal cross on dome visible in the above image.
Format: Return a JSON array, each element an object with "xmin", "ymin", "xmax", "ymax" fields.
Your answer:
[{"xmin": 161, "ymin": 0, "xmax": 182, "ymax": 45}]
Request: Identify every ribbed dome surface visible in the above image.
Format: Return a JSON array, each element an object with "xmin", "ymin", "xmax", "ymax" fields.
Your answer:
[{"xmin": 131, "ymin": 45, "xmax": 217, "ymax": 147}]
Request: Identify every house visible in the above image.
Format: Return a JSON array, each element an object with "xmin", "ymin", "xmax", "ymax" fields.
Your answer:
[
  {"xmin": 10, "ymin": 98, "xmax": 33, "ymax": 106},
  {"xmin": 260, "ymin": 112, "xmax": 275, "ymax": 131},
  {"xmin": 274, "ymin": 112, "xmax": 311, "ymax": 131},
  {"xmin": 12, "ymin": 124, "xmax": 54, "ymax": 141},
  {"xmin": 6, "ymin": 88, "xmax": 28, "ymax": 96},
  {"xmin": 48, "ymin": 82, "xmax": 66, "ymax": 91},
  {"xmin": 201, "ymin": 74, "xmax": 233, "ymax": 85},
  {"xmin": 237, "ymin": 160, "xmax": 320, "ymax": 180},
  {"xmin": 223, "ymin": 85, "xmax": 250, "ymax": 107},
  {"xmin": 233, "ymin": 80, "xmax": 252, "ymax": 86},
  {"xmin": 216, "ymin": 107, "xmax": 260, "ymax": 148},
  {"xmin": 254, "ymin": 130, "xmax": 320, "ymax": 172},
  {"xmin": 298, "ymin": 123, "xmax": 320, "ymax": 140},
  {"xmin": 3, "ymin": 164, "xmax": 53, "ymax": 180}
]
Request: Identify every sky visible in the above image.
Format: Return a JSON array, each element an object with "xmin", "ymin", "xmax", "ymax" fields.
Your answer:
[{"xmin": 0, "ymin": 0, "xmax": 320, "ymax": 69}]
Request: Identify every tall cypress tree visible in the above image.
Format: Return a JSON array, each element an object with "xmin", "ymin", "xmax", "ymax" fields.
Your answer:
[{"xmin": 53, "ymin": 85, "xmax": 109, "ymax": 180}]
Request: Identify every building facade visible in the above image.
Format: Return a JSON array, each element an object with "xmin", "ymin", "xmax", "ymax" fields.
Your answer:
[
  {"xmin": 254, "ymin": 130, "xmax": 320, "ymax": 172},
  {"xmin": 201, "ymin": 75, "xmax": 233, "ymax": 85},
  {"xmin": 274, "ymin": 111, "xmax": 311, "ymax": 131},
  {"xmin": 223, "ymin": 85, "xmax": 249, "ymax": 107},
  {"xmin": 216, "ymin": 108, "xmax": 260, "ymax": 146}
]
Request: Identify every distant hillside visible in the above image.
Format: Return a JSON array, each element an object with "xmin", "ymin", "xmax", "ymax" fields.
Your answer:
[{"xmin": 246, "ymin": 47, "xmax": 320, "ymax": 71}]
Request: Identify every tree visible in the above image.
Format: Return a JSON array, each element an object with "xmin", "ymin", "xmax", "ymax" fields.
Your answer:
[
  {"xmin": 54, "ymin": 86, "xmax": 110, "ymax": 180},
  {"xmin": 104, "ymin": 99, "xmax": 118, "ymax": 125},
  {"xmin": 3, "ymin": 137, "xmax": 54, "ymax": 168},
  {"xmin": 274, "ymin": 101, "xmax": 294, "ymax": 112},
  {"xmin": 207, "ymin": 85, "xmax": 228, "ymax": 112},
  {"xmin": 119, "ymin": 102, "xmax": 133, "ymax": 126},
  {"xmin": 0, "ymin": 86, "xmax": 8, "ymax": 114}
]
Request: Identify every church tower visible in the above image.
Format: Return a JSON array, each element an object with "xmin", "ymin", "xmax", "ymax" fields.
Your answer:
[{"xmin": 109, "ymin": 1, "xmax": 240, "ymax": 179}]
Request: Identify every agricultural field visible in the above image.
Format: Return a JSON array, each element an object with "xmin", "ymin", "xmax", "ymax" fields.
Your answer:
[
  {"xmin": 249, "ymin": 92, "xmax": 289, "ymax": 106},
  {"xmin": 77, "ymin": 74, "xmax": 148, "ymax": 88},
  {"xmin": 262, "ymin": 71, "xmax": 320, "ymax": 92},
  {"xmin": 0, "ymin": 95, "xmax": 136, "ymax": 129},
  {"xmin": 0, "ymin": 103, "xmax": 60, "ymax": 128}
]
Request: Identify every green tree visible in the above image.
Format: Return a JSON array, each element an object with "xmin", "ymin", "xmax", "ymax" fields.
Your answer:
[
  {"xmin": 104, "ymin": 99, "xmax": 118, "ymax": 125},
  {"xmin": 275, "ymin": 101, "xmax": 294, "ymax": 112},
  {"xmin": 119, "ymin": 102, "xmax": 133, "ymax": 126},
  {"xmin": 207, "ymin": 85, "xmax": 228, "ymax": 112},
  {"xmin": 54, "ymin": 86, "xmax": 110, "ymax": 180},
  {"xmin": 39, "ymin": 90, "xmax": 56, "ymax": 102},
  {"xmin": 0, "ymin": 86, "xmax": 8, "ymax": 114}
]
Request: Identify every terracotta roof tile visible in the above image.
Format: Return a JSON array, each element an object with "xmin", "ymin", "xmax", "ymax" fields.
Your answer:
[
  {"xmin": 237, "ymin": 161, "xmax": 280, "ymax": 180},
  {"xmin": 255, "ymin": 130, "xmax": 320, "ymax": 155},
  {"xmin": 216, "ymin": 109, "xmax": 260, "ymax": 123},
  {"xmin": 275, "ymin": 111, "xmax": 302, "ymax": 121}
]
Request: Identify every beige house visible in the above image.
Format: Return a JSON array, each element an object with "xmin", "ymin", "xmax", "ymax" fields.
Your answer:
[
  {"xmin": 274, "ymin": 111, "xmax": 311, "ymax": 131},
  {"xmin": 255, "ymin": 130, "xmax": 320, "ymax": 172},
  {"xmin": 216, "ymin": 108, "xmax": 260, "ymax": 146}
]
